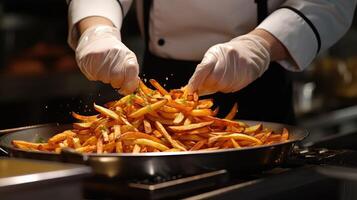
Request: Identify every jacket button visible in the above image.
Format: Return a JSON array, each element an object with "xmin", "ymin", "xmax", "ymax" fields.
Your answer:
[{"xmin": 158, "ymin": 38, "xmax": 165, "ymax": 46}]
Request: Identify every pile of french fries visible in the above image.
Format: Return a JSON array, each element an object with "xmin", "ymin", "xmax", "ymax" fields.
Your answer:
[{"xmin": 12, "ymin": 79, "xmax": 289, "ymax": 154}]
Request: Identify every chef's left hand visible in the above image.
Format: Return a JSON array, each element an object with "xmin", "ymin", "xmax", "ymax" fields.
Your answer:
[{"xmin": 187, "ymin": 33, "xmax": 271, "ymax": 96}]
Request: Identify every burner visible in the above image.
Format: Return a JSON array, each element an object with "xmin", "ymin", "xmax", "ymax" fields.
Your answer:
[
  {"xmin": 82, "ymin": 166, "xmax": 303, "ymax": 200},
  {"xmin": 83, "ymin": 170, "xmax": 233, "ymax": 199},
  {"xmin": 129, "ymin": 170, "xmax": 228, "ymax": 190}
]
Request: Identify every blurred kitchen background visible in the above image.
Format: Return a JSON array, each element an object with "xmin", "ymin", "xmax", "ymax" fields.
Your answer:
[{"xmin": 0, "ymin": 1, "xmax": 356, "ymax": 144}]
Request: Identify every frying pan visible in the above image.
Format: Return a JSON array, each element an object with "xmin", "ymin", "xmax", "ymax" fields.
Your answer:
[{"xmin": 0, "ymin": 121, "xmax": 308, "ymax": 179}]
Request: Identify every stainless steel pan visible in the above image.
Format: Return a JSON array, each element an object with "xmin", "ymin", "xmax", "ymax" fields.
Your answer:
[{"xmin": 0, "ymin": 121, "xmax": 308, "ymax": 179}]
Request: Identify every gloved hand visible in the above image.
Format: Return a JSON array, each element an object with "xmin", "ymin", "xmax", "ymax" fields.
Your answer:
[
  {"xmin": 76, "ymin": 25, "xmax": 139, "ymax": 94},
  {"xmin": 187, "ymin": 34, "xmax": 271, "ymax": 96}
]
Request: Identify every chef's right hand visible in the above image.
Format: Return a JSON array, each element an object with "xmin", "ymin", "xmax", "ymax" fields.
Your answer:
[{"xmin": 76, "ymin": 25, "xmax": 139, "ymax": 95}]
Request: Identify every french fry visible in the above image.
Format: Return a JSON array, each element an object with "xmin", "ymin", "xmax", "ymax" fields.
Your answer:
[
  {"xmin": 190, "ymin": 109, "xmax": 213, "ymax": 117},
  {"xmin": 169, "ymin": 121, "xmax": 213, "ymax": 132},
  {"xmin": 133, "ymin": 138, "xmax": 169, "ymax": 151},
  {"xmin": 113, "ymin": 125, "xmax": 121, "ymax": 139},
  {"xmin": 73, "ymin": 122, "xmax": 92, "ymax": 130},
  {"xmin": 281, "ymin": 128, "xmax": 289, "ymax": 141},
  {"xmin": 76, "ymin": 145, "xmax": 96, "ymax": 153},
  {"xmin": 260, "ymin": 131, "xmax": 272, "ymax": 143},
  {"xmin": 244, "ymin": 124, "xmax": 263, "ymax": 134},
  {"xmin": 12, "ymin": 140, "xmax": 44, "ymax": 150},
  {"xmin": 197, "ymin": 99, "xmax": 214, "ymax": 109},
  {"xmin": 112, "ymin": 94, "xmax": 132, "ymax": 107},
  {"xmin": 66, "ymin": 135, "xmax": 75, "ymax": 148},
  {"xmin": 183, "ymin": 117, "xmax": 192, "ymax": 125},
  {"xmin": 48, "ymin": 130, "xmax": 76, "ymax": 144},
  {"xmin": 184, "ymin": 127, "xmax": 211, "ymax": 135},
  {"xmin": 120, "ymin": 116, "xmax": 138, "ymax": 131},
  {"xmin": 146, "ymin": 114, "xmax": 175, "ymax": 125},
  {"xmin": 173, "ymin": 112, "xmax": 185, "ymax": 124},
  {"xmin": 224, "ymin": 103, "xmax": 238, "ymax": 120},
  {"xmin": 143, "ymin": 120, "xmax": 152, "ymax": 133},
  {"xmin": 149, "ymin": 79, "xmax": 169, "ymax": 95},
  {"xmin": 104, "ymin": 141, "xmax": 116, "ymax": 153},
  {"xmin": 190, "ymin": 140, "xmax": 207, "ymax": 151},
  {"xmin": 155, "ymin": 121, "xmax": 187, "ymax": 151},
  {"xmin": 132, "ymin": 117, "xmax": 144, "ymax": 129},
  {"xmin": 159, "ymin": 111, "xmax": 178, "ymax": 119},
  {"xmin": 226, "ymin": 125, "xmax": 245, "ymax": 133},
  {"xmin": 132, "ymin": 144, "xmax": 141, "ymax": 153},
  {"xmin": 38, "ymin": 143, "xmax": 56, "ymax": 151},
  {"xmin": 166, "ymin": 100, "xmax": 193, "ymax": 112},
  {"xmin": 94, "ymin": 103, "xmax": 120, "ymax": 120},
  {"xmin": 132, "ymin": 95, "xmax": 146, "ymax": 106},
  {"xmin": 97, "ymin": 137, "xmax": 103, "ymax": 153},
  {"xmin": 121, "ymin": 124, "xmax": 137, "ymax": 133},
  {"xmin": 230, "ymin": 138, "xmax": 241, "ymax": 148},
  {"xmin": 72, "ymin": 112, "xmax": 98, "ymax": 122},
  {"xmin": 129, "ymin": 99, "xmax": 168, "ymax": 118},
  {"xmin": 208, "ymin": 133, "xmax": 263, "ymax": 145},
  {"xmin": 182, "ymin": 140, "xmax": 196, "ymax": 148},
  {"xmin": 201, "ymin": 116, "xmax": 245, "ymax": 127},
  {"xmin": 77, "ymin": 134, "xmax": 92, "ymax": 144},
  {"xmin": 164, "ymin": 148, "xmax": 182, "ymax": 152},
  {"xmin": 177, "ymin": 134, "xmax": 204, "ymax": 141},
  {"xmin": 116, "ymin": 141, "xmax": 123, "ymax": 153},
  {"xmin": 152, "ymin": 130, "xmax": 162, "ymax": 138},
  {"xmin": 101, "ymin": 127, "xmax": 109, "ymax": 142},
  {"xmin": 83, "ymin": 136, "xmax": 97, "ymax": 146},
  {"xmin": 73, "ymin": 138, "xmax": 81, "ymax": 149},
  {"xmin": 77, "ymin": 129, "xmax": 91, "ymax": 135},
  {"xmin": 120, "ymin": 131, "xmax": 164, "ymax": 144},
  {"xmin": 160, "ymin": 105, "xmax": 179, "ymax": 113},
  {"xmin": 139, "ymin": 80, "xmax": 154, "ymax": 95}
]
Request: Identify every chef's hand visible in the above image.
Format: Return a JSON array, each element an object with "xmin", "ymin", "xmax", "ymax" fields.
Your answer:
[
  {"xmin": 76, "ymin": 25, "xmax": 139, "ymax": 95},
  {"xmin": 188, "ymin": 33, "xmax": 273, "ymax": 96}
]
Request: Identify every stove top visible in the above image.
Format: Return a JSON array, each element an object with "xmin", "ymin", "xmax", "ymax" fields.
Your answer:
[
  {"xmin": 82, "ymin": 134, "xmax": 357, "ymax": 200},
  {"xmin": 83, "ymin": 165, "xmax": 344, "ymax": 200}
]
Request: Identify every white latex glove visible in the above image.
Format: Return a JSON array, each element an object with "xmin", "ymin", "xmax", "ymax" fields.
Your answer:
[
  {"xmin": 188, "ymin": 34, "xmax": 271, "ymax": 96},
  {"xmin": 76, "ymin": 25, "xmax": 139, "ymax": 94}
]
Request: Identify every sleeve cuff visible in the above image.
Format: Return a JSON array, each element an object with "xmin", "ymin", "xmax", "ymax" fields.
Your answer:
[
  {"xmin": 67, "ymin": 0, "xmax": 123, "ymax": 49},
  {"xmin": 257, "ymin": 8, "xmax": 319, "ymax": 71}
]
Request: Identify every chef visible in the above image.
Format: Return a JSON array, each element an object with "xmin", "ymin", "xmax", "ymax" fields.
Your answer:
[{"xmin": 67, "ymin": 0, "xmax": 356, "ymax": 124}]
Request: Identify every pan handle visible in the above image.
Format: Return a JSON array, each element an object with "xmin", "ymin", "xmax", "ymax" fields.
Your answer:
[
  {"xmin": 287, "ymin": 146, "xmax": 347, "ymax": 166},
  {"xmin": 60, "ymin": 148, "xmax": 89, "ymax": 165}
]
